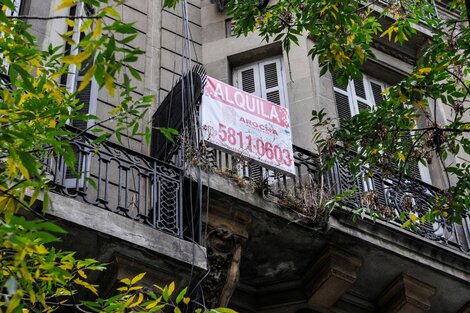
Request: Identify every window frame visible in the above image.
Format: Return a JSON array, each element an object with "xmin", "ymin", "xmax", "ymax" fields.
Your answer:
[
  {"xmin": 332, "ymin": 73, "xmax": 432, "ymax": 185},
  {"xmin": 232, "ymin": 55, "xmax": 288, "ymax": 108},
  {"xmin": 65, "ymin": 2, "xmax": 99, "ymax": 132},
  {"xmin": 333, "ymin": 74, "xmax": 386, "ymax": 116}
]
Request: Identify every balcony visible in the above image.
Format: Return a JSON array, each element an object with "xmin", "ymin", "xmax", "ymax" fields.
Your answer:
[
  {"xmin": 44, "ymin": 129, "xmax": 186, "ymax": 239},
  {"xmin": 42, "ymin": 127, "xmax": 470, "ymax": 256},
  {"xmin": 205, "ymin": 145, "xmax": 470, "ymax": 256}
]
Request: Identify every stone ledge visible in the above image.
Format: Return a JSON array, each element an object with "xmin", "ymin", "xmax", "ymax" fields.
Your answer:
[
  {"xmin": 328, "ymin": 210, "xmax": 470, "ymax": 282},
  {"xmin": 46, "ymin": 192, "xmax": 207, "ymax": 270}
]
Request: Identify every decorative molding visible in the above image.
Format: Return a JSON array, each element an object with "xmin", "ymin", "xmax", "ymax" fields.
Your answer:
[{"xmin": 202, "ymin": 227, "xmax": 244, "ymax": 308}]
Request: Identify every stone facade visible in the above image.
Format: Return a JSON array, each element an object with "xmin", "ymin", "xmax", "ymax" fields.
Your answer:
[{"xmin": 21, "ymin": 0, "xmax": 470, "ymax": 312}]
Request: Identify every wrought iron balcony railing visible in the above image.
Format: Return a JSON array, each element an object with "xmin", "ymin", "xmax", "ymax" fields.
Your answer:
[
  {"xmin": 330, "ymin": 160, "xmax": 470, "ymax": 254},
  {"xmin": 45, "ymin": 131, "xmax": 185, "ymax": 238},
  {"xmin": 207, "ymin": 145, "xmax": 470, "ymax": 255}
]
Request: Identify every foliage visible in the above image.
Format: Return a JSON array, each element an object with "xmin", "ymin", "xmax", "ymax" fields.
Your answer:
[
  {"xmin": 0, "ymin": 0, "xmax": 225, "ymax": 312},
  {"xmin": 224, "ymin": 0, "xmax": 470, "ymax": 224},
  {"xmin": 82, "ymin": 273, "xmax": 236, "ymax": 313}
]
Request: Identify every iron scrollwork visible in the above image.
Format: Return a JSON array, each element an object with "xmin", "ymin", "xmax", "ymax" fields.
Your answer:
[{"xmin": 45, "ymin": 128, "xmax": 184, "ymax": 238}]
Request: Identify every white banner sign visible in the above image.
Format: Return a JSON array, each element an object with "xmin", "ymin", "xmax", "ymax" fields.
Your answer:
[{"xmin": 201, "ymin": 76, "xmax": 295, "ymax": 175}]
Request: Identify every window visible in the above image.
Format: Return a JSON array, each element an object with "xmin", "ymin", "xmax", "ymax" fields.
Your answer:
[
  {"xmin": 232, "ymin": 56, "xmax": 287, "ymax": 107},
  {"xmin": 332, "ymin": 74, "xmax": 431, "ymax": 184},
  {"xmin": 61, "ymin": 3, "xmax": 98, "ymax": 187},
  {"xmin": 65, "ymin": 3, "xmax": 98, "ymax": 130},
  {"xmin": 231, "ymin": 56, "xmax": 288, "ymax": 183},
  {"xmin": 332, "ymin": 74, "xmax": 385, "ymax": 123},
  {"xmin": 2, "ymin": 0, "xmax": 25, "ymax": 75}
]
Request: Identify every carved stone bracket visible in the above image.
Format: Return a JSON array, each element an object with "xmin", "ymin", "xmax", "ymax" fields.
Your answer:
[
  {"xmin": 202, "ymin": 227, "xmax": 244, "ymax": 308},
  {"xmin": 377, "ymin": 273, "xmax": 436, "ymax": 313},
  {"xmin": 305, "ymin": 245, "xmax": 363, "ymax": 310}
]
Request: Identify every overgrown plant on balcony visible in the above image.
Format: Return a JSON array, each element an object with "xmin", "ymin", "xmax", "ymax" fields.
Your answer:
[
  {"xmin": 0, "ymin": 0, "xmax": 232, "ymax": 312},
  {"xmin": 275, "ymin": 183, "xmax": 333, "ymax": 227}
]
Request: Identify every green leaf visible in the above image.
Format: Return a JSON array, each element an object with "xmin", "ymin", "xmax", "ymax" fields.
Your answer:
[
  {"xmin": 1, "ymin": 0, "xmax": 16, "ymax": 11},
  {"xmin": 145, "ymin": 126, "xmax": 151, "ymax": 144},
  {"xmin": 131, "ymin": 272, "xmax": 146, "ymax": 285},
  {"xmin": 162, "ymin": 285, "xmax": 169, "ymax": 302},
  {"xmin": 42, "ymin": 191, "xmax": 49, "ymax": 214},
  {"xmin": 38, "ymin": 221, "xmax": 67, "ymax": 234},
  {"xmin": 176, "ymin": 287, "xmax": 187, "ymax": 304},
  {"xmin": 148, "ymin": 304, "xmax": 166, "ymax": 313},
  {"xmin": 159, "ymin": 128, "xmax": 179, "ymax": 143},
  {"xmin": 11, "ymin": 64, "xmax": 34, "ymax": 92},
  {"xmin": 164, "ymin": 0, "xmax": 178, "ymax": 8},
  {"xmin": 212, "ymin": 308, "xmax": 238, "ymax": 313}
]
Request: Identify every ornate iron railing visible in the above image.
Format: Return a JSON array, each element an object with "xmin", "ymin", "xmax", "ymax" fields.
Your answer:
[
  {"xmin": 207, "ymin": 145, "xmax": 321, "ymax": 198},
  {"xmin": 207, "ymin": 145, "xmax": 470, "ymax": 255},
  {"xmin": 330, "ymin": 160, "xmax": 470, "ymax": 254},
  {"xmin": 45, "ymin": 131, "xmax": 184, "ymax": 238}
]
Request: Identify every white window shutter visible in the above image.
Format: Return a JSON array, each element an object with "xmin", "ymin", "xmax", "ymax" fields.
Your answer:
[
  {"xmin": 259, "ymin": 58, "xmax": 285, "ymax": 106},
  {"xmin": 233, "ymin": 56, "xmax": 287, "ymax": 107},
  {"xmin": 332, "ymin": 74, "xmax": 353, "ymax": 125},
  {"xmin": 334, "ymin": 91, "xmax": 352, "ymax": 124},
  {"xmin": 370, "ymin": 81, "xmax": 385, "ymax": 105},
  {"xmin": 233, "ymin": 63, "xmax": 261, "ymax": 98}
]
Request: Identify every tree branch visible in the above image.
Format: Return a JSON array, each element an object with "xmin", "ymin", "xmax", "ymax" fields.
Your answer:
[{"xmin": 8, "ymin": 15, "xmax": 101, "ymax": 20}]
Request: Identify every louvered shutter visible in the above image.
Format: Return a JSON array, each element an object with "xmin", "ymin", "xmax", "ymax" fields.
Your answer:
[
  {"xmin": 259, "ymin": 59, "xmax": 285, "ymax": 106},
  {"xmin": 372, "ymin": 173, "xmax": 387, "ymax": 206},
  {"xmin": 402, "ymin": 134, "xmax": 422, "ymax": 180},
  {"xmin": 332, "ymin": 73, "xmax": 353, "ymax": 126},
  {"xmin": 334, "ymin": 92, "xmax": 352, "ymax": 125},
  {"xmin": 354, "ymin": 78, "xmax": 366, "ymax": 99},
  {"xmin": 235, "ymin": 64, "xmax": 261, "ymax": 98},
  {"xmin": 332, "ymin": 73, "xmax": 347, "ymax": 91},
  {"xmin": 72, "ymin": 81, "xmax": 92, "ymax": 130},
  {"xmin": 233, "ymin": 64, "xmax": 263, "ymax": 182},
  {"xmin": 233, "ymin": 57, "xmax": 287, "ymax": 183},
  {"xmin": 370, "ymin": 82, "xmax": 384, "ymax": 105},
  {"xmin": 241, "ymin": 68, "xmax": 256, "ymax": 93}
]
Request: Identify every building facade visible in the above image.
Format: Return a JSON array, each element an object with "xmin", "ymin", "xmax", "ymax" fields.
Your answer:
[{"xmin": 16, "ymin": 0, "xmax": 470, "ymax": 312}]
